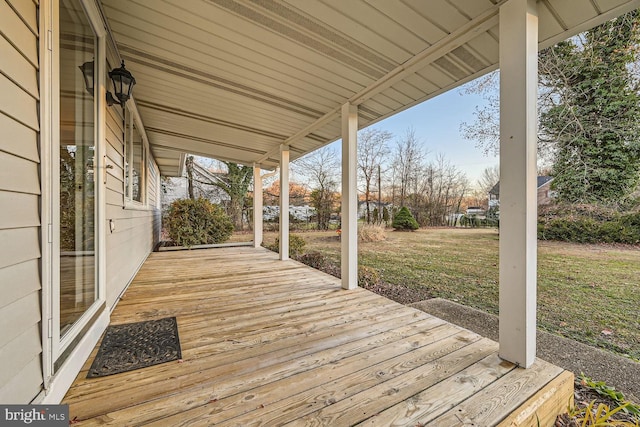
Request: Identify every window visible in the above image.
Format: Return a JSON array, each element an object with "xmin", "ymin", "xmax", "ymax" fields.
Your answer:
[{"xmin": 124, "ymin": 107, "xmax": 147, "ymax": 205}]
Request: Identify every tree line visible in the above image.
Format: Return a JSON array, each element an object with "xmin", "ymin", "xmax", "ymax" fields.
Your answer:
[
  {"xmin": 171, "ymin": 11, "xmax": 640, "ymax": 231},
  {"xmin": 294, "ymin": 127, "xmax": 470, "ymax": 230}
]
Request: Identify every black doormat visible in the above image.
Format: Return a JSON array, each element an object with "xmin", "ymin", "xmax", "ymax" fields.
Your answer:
[{"xmin": 87, "ymin": 317, "xmax": 182, "ymax": 378}]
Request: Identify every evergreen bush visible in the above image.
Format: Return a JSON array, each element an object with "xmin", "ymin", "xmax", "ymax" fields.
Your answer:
[
  {"xmin": 382, "ymin": 207, "xmax": 390, "ymax": 225},
  {"xmin": 392, "ymin": 206, "xmax": 419, "ymax": 231},
  {"xmin": 538, "ymin": 204, "xmax": 640, "ymax": 244},
  {"xmin": 165, "ymin": 198, "xmax": 233, "ymax": 247}
]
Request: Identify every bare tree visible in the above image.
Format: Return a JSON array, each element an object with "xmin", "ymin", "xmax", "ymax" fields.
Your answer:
[
  {"xmin": 293, "ymin": 146, "xmax": 340, "ymax": 230},
  {"xmin": 477, "ymin": 165, "xmax": 500, "ymax": 194},
  {"xmin": 357, "ymin": 128, "xmax": 392, "ymax": 223},
  {"xmin": 391, "ymin": 127, "xmax": 427, "ymax": 208},
  {"xmin": 415, "ymin": 154, "xmax": 469, "ymax": 226},
  {"xmin": 459, "ymin": 72, "xmax": 501, "ymax": 157},
  {"xmin": 181, "ymin": 155, "xmax": 227, "ymax": 202}
]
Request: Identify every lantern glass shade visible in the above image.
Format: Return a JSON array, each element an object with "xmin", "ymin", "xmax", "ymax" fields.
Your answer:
[
  {"xmin": 79, "ymin": 60, "xmax": 94, "ymax": 96},
  {"xmin": 108, "ymin": 60, "xmax": 136, "ymax": 105}
]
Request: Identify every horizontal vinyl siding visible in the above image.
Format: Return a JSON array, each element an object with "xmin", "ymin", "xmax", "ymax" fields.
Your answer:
[
  {"xmin": 104, "ymin": 98, "xmax": 160, "ymax": 310},
  {"xmin": 0, "ymin": 0, "xmax": 42, "ymax": 403}
]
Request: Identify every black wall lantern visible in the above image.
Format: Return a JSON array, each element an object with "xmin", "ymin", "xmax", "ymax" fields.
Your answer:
[
  {"xmin": 107, "ymin": 60, "xmax": 136, "ymax": 107},
  {"xmin": 79, "ymin": 60, "xmax": 94, "ymax": 95},
  {"xmin": 79, "ymin": 59, "xmax": 136, "ymax": 107}
]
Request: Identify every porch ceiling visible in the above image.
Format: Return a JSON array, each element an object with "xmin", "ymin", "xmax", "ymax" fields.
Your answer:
[{"xmin": 100, "ymin": 0, "xmax": 640, "ymax": 176}]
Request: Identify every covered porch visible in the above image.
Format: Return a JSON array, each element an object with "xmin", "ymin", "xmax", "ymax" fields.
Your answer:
[
  {"xmin": 100, "ymin": 0, "xmax": 640, "ymax": 370},
  {"xmin": 62, "ymin": 246, "xmax": 573, "ymax": 426}
]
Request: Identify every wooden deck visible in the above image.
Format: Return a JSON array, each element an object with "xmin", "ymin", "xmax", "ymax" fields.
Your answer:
[{"xmin": 63, "ymin": 247, "xmax": 573, "ymax": 426}]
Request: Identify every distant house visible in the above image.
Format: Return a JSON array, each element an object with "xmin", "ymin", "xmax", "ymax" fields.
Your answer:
[
  {"xmin": 263, "ymin": 205, "xmax": 316, "ymax": 222},
  {"xmin": 489, "ymin": 176, "xmax": 555, "ymax": 208},
  {"xmin": 358, "ymin": 201, "xmax": 393, "ymax": 220},
  {"xmin": 466, "ymin": 206, "xmax": 486, "ymax": 218},
  {"xmin": 162, "ymin": 161, "xmax": 228, "ymax": 211}
]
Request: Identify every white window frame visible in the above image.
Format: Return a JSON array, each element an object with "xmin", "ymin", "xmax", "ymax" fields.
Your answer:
[
  {"xmin": 124, "ymin": 105, "xmax": 151, "ymax": 210},
  {"xmin": 40, "ymin": 0, "xmax": 110, "ymax": 402}
]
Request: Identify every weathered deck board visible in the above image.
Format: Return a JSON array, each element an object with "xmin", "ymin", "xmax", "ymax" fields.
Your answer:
[{"xmin": 62, "ymin": 247, "xmax": 572, "ymax": 426}]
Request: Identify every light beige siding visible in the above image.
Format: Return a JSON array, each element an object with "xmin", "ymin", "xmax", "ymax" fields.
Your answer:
[
  {"xmin": 104, "ymin": 98, "xmax": 161, "ymax": 310},
  {"xmin": 0, "ymin": 0, "xmax": 43, "ymax": 403}
]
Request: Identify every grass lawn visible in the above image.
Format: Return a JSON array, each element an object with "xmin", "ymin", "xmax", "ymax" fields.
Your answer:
[{"xmin": 263, "ymin": 228, "xmax": 640, "ymax": 360}]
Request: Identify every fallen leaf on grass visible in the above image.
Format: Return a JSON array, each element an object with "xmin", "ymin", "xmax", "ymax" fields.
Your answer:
[{"xmin": 601, "ymin": 329, "xmax": 614, "ymax": 336}]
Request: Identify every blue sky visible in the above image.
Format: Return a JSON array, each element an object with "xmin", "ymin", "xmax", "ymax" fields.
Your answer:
[
  {"xmin": 367, "ymin": 86, "xmax": 498, "ymax": 185},
  {"xmin": 324, "ymin": 84, "xmax": 499, "ymax": 187}
]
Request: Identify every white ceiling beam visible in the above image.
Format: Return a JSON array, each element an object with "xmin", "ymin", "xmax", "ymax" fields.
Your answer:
[
  {"xmin": 349, "ymin": 9, "xmax": 500, "ymax": 105},
  {"xmin": 149, "ymin": 142, "xmax": 278, "ymax": 169},
  {"xmin": 256, "ymin": 5, "xmax": 501, "ymax": 163},
  {"xmin": 539, "ymin": 0, "xmax": 640, "ymax": 49}
]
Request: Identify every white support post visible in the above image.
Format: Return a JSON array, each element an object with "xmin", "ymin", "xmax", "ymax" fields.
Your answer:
[
  {"xmin": 498, "ymin": 0, "xmax": 538, "ymax": 368},
  {"xmin": 341, "ymin": 103, "xmax": 358, "ymax": 290},
  {"xmin": 279, "ymin": 146, "xmax": 290, "ymax": 260},
  {"xmin": 253, "ymin": 164, "xmax": 263, "ymax": 248}
]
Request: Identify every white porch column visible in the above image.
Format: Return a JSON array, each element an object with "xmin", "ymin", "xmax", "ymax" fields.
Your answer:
[
  {"xmin": 499, "ymin": 0, "xmax": 538, "ymax": 368},
  {"xmin": 253, "ymin": 164, "xmax": 263, "ymax": 248},
  {"xmin": 279, "ymin": 145, "xmax": 290, "ymax": 260},
  {"xmin": 341, "ymin": 102, "xmax": 358, "ymax": 290}
]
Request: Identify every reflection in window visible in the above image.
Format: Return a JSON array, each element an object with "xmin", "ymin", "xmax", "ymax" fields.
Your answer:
[
  {"xmin": 59, "ymin": 0, "xmax": 97, "ymax": 336},
  {"xmin": 125, "ymin": 110, "xmax": 145, "ymax": 203}
]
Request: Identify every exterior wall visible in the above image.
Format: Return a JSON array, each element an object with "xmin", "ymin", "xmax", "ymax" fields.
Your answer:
[
  {"xmin": 104, "ymin": 104, "xmax": 160, "ymax": 310},
  {"xmin": 537, "ymin": 181, "xmax": 553, "ymax": 206},
  {"xmin": 0, "ymin": 0, "xmax": 44, "ymax": 403},
  {"xmin": 0, "ymin": 0, "xmax": 162, "ymax": 403}
]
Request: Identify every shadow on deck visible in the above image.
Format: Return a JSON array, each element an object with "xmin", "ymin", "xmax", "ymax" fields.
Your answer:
[{"xmin": 63, "ymin": 247, "xmax": 573, "ymax": 426}]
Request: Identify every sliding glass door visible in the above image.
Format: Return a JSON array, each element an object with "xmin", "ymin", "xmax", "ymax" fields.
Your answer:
[{"xmin": 56, "ymin": 0, "xmax": 99, "ymax": 361}]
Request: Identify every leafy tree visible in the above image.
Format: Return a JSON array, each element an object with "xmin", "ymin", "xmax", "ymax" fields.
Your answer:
[
  {"xmin": 392, "ymin": 206, "xmax": 419, "ymax": 231},
  {"xmin": 179, "ymin": 156, "xmax": 246, "ymax": 227},
  {"xmin": 541, "ymin": 11, "xmax": 640, "ymax": 204},
  {"xmin": 461, "ymin": 11, "xmax": 640, "ymax": 205},
  {"xmin": 211, "ymin": 162, "xmax": 253, "ymax": 230}
]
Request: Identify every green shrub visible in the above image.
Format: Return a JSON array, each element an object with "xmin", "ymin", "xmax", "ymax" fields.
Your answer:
[
  {"xmin": 538, "ymin": 204, "xmax": 640, "ymax": 244},
  {"xmin": 265, "ymin": 234, "xmax": 307, "ymax": 257},
  {"xmin": 392, "ymin": 206, "xmax": 419, "ymax": 231},
  {"xmin": 165, "ymin": 198, "xmax": 234, "ymax": 247}
]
